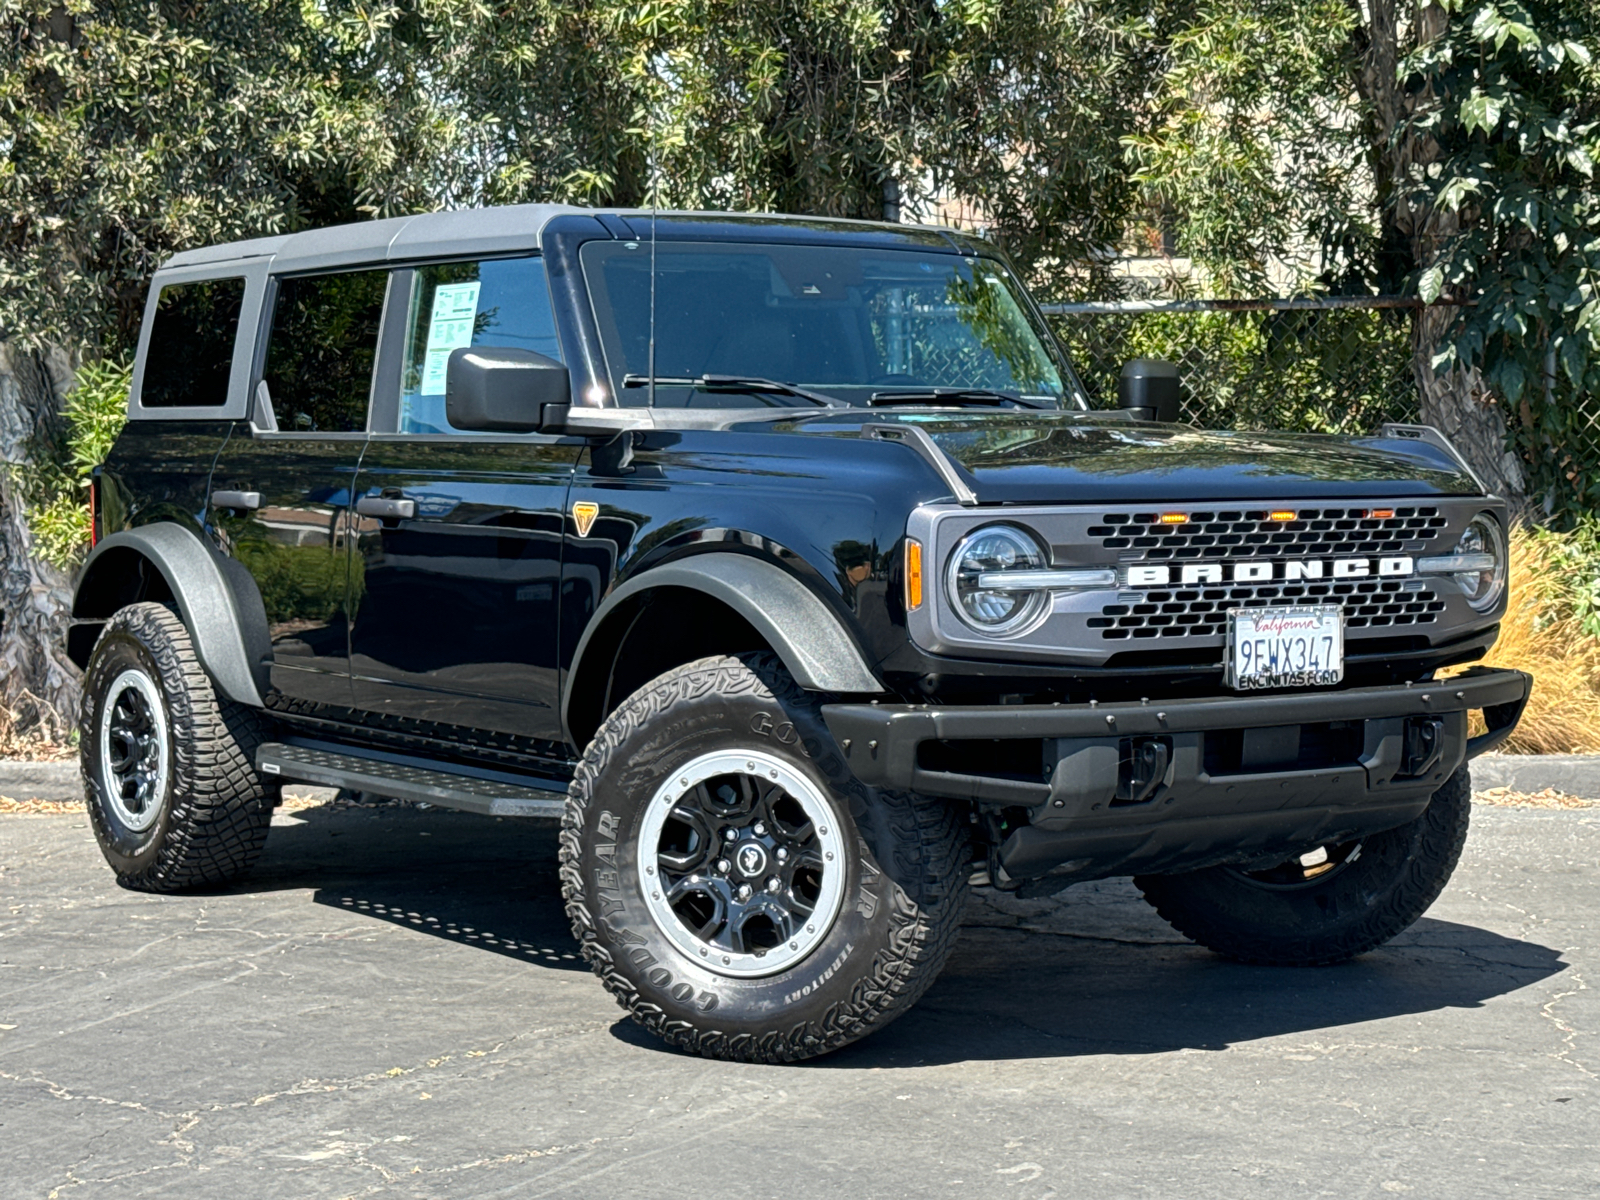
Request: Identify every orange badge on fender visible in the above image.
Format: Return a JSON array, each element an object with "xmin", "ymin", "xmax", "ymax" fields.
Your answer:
[{"xmin": 572, "ymin": 501, "xmax": 599, "ymax": 537}]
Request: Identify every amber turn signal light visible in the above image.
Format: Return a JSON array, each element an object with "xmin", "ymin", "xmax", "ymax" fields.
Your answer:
[
  {"xmin": 905, "ymin": 538, "xmax": 923, "ymax": 610},
  {"xmin": 1268, "ymin": 509, "xmax": 1297, "ymax": 522},
  {"xmin": 1159, "ymin": 512, "xmax": 1188, "ymax": 525}
]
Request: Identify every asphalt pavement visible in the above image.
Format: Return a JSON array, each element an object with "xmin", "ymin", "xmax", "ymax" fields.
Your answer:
[{"xmin": 1, "ymin": 799, "xmax": 1594, "ymax": 1199}]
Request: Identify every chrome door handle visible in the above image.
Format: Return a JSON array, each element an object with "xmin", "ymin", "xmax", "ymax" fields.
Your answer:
[
  {"xmin": 211, "ymin": 490, "xmax": 261, "ymax": 510},
  {"xmin": 355, "ymin": 495, "xmax": 416, "ymax": 520}
]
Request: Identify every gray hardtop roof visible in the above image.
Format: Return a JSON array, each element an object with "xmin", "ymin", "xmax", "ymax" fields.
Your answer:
[
  {"xmin": 161, "ymin": 203, "xmax": 585, "ymax": 275},
  {"xmin": 160, "ymin": 205, "xmax": 987, "ymax": 275}
]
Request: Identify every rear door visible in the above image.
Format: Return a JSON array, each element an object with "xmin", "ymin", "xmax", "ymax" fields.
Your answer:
[
  {"xmin": 346, "ymin": 255, "xmax": 580, "ymax": 748},
  {"xmin": 209, "ymin": 268, "xmax": 387, "ymax": 709}
]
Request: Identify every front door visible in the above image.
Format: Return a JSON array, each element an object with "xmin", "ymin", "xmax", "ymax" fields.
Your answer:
[
  {"xmin": 210, "ymin": 268, "xmax": 387, "ymax": 709},
  {"xmin": 346, "ymin": 255, "xmax": 578, "ymax": 746}
]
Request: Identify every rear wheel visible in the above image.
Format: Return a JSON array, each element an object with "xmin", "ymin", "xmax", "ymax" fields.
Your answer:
[
  {"xmin": 80, "ymin": 603, "xmax": 277, "ymax": 891},
  {"xmin": 1135, "ymin": 766, "xmax": 1472, "ymax": 966},
  {"xmin": 560, "ymin": 653, "xmax": 968, "ymax": 1062}
]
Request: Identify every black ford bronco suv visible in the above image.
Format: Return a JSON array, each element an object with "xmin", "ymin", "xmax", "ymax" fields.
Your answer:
[{"xmin": 72, "ymin": 204, "xmax": 1530, "ymax": 1062}]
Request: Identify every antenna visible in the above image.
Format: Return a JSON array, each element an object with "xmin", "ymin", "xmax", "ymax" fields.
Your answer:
[{"xmin": 647, "ymin": 105, "xmax": 658, "ymax": 410}]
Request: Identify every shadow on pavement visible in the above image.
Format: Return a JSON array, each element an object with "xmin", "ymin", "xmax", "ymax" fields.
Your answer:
[
  {"xmin": 235, "ymin": 804, "xmax": 1568, "ymax": 1057},
  {"xmin": 242, "ymin": 803, "xmax": 588, "ymax": 972},
  {"xmin": 813, "ymin": 912, "xmax": 1567, "ymax": 1067}
]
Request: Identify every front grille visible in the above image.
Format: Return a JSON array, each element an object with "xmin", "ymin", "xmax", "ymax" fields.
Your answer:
[
  {"xmin": 1088, "ymin": 507, "xmax": 1450, "ymax": 560},
  {"xmin": 1089, "ymin": 579, "xmax": 1444, "ymax": 640}
]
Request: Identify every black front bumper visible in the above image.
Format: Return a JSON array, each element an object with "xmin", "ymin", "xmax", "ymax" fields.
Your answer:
[{"xmin": 822, "ymin": 666, "xmax": 1530, "ymax": 884}]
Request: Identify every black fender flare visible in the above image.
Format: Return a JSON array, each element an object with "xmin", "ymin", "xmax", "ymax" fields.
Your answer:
[
  {"xmin": 72, "ymin": 525, "xmax": 270, "ymax": 708},
  {"xmin": 563, "ymin": 554, "xmax": 885, "ymax": 738}
]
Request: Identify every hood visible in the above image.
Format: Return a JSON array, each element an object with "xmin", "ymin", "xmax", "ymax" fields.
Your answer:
[{"xmin": 780, "ymin": 411, "xmax": 1480, "ymax": 504}]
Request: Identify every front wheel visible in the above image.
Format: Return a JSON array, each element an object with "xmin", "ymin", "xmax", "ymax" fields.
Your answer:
[
  {"xmin": 559, "ymin": 653, "xmax": 968, "ymax": 1062},
  {"xmin": 1135, "ymin": 766, "xmax": 1472, "ymax": 966}
]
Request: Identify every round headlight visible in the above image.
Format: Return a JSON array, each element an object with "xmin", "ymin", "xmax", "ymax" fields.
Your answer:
[
  {"xmin": 1453, "ymin": 513, "xmax": 1507, "ymax": 611},
  {"xmin": 947, "ymin": 525, "xmax": 1050, "ymax": 635}
]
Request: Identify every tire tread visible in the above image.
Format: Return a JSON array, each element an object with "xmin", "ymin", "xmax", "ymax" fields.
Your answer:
[
  {"xmin": 559, "ymin": 653, "xmax": 967, "ymax": 1062},
  {"xmin": 81, "ymin": 603, "xmax": 275, "ymax": 892},
  {"xmin": 1136, "ymin": 767, "xmax": 1472, "ymax": 966}
]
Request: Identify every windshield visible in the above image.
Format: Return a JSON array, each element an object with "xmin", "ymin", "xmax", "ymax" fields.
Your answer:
[{"xmin": 580, "ymin": 240, "xmax": 1084, "ymax": 409}]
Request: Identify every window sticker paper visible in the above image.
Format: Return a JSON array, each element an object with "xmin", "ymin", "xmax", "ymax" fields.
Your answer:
[{"xmin": 420, "ymin": 281, "xmax": 481, "ymax": 394}]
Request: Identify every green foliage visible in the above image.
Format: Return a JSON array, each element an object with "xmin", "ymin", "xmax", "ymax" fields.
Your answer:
[
  {"xmin": 1409, "ymin": 0, "xmax": 1600, "ymax": 520},
  {"xmin": 1532, "ymin": 518, "xmax": 1600, "ymax": 639},
  {"xmin": 420, "ymin": 0, "xmax": 1157, "ymax": 296},
  {"xmin": 1114, "ymin": 1, "xmax": 1600, "ymax": 519},
  {"xmin": 1125, "ymin": 0, "xmax": 1366, "ymax": 296},
  {"xmin": 5, "ymin": 0, "xmax": 1598, "ymax": 524},
  {"xmin": 1053, "ymin": 307, "xmax": 1416, "ymax": 433},
  {"xmin": 0, "ymin": 0, "xmax": 466, "ymax": 354},
  {"xmin": 21, "ymin": 357, "xmax": 129, "ymax": 569},
  {"xmin": 1, "ymin": 0, "xmax": 1166, "ymax": 353}
]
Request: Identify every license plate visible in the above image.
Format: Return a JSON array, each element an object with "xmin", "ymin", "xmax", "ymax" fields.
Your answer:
[{"xmin": 1225, "ymin": 605, "xmax": 1344, "ymax": 690}]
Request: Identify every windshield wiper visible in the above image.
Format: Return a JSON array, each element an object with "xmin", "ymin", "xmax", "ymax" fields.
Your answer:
[
  {"xmin": 868, "ymin": 388, "xmax": 1050, "ymax": 409},
  {"xmin": 623, "ymin": 374, "xmax": 838, "ymax": 407}
]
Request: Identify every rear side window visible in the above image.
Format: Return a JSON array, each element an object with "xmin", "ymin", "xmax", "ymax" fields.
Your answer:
[
  {"xmin": 140, "ymin": 277, "xmax": 246, "ymax": 407},
  {"xmin": 263, "ymin": 270, "xmax": 388, "ymax": 433},
  {"xmin": 397, "ymin": 257, "xmax": 562, "ymax": 434}
]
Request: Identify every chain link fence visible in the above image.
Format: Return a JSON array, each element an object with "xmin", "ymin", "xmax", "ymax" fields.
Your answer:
[{"xmin": 1041, "ymin": 297, "xmax": 1421, "ymax": 434}]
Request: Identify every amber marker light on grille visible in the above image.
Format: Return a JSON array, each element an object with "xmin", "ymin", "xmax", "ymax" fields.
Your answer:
[
  {"xmin": 1268, "ymin": 509, "xmax": 1297, "ymax": 522},
  {"xmin": 1371, "ymin": 508, "xmax": 1395, "ymax": 519},
  {"xmin": 905, "ymin": 538, "xmax": 924, "ymax": 609},
  {"xmin": 1159, "ymin": 512, "xmax": 1188, "ymax": 524}
]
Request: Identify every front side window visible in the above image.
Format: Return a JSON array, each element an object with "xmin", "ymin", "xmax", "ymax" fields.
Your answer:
[
  {"xmin": 140, "ymin": 276, "xmax": 246, "ymax": 407},
  {"xmin": 397, "ymin": 257, "xmax": 563, "ymax": 434},
  {"xmin": 263, "ymin": 269, "xmax": 388, "ymax": 433},
  {"xmin": 580, "ymin": 240, "xmax": 1075, "ymax": 408}
]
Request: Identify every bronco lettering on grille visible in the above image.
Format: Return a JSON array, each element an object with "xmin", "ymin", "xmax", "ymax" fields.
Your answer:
[{"xmin": 1126, "ymin": 556, "xmax": 1414, "ymax": 587}]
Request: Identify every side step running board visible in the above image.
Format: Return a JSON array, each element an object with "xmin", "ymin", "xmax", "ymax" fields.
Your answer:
[{"xmin": 257, "ymin": 740, "xmax": 568, "ymax": 819}]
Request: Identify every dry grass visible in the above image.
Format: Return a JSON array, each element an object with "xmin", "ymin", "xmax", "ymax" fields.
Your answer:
[
  {"xmin": 0, "ymin": 789, "xmax": 417, "ymax": 816},
  {"xmin": 0, "ymin": 795, "xmax": 82, "ymax": 815},
  {"xmin": 1454, "ymin": 524, "xmax": 1600, "ymax": 754},
  {"xmin": 1474, "ymin": 786, "xmax": 1597, "ymax": 809},
  {"xmin": 0, "ymin": 694, "xmax": 77, "ymax": 763}
]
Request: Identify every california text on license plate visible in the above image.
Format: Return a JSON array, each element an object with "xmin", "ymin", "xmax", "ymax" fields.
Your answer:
[{"xmin": 1225, "ymin": 605, "xmax": 1344, "ymax": 690}]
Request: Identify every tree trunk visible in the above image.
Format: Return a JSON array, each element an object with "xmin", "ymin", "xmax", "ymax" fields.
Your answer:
[
  {"xmin": 0, "ymin": 341, "xmax": 82, "ymax": 741},
  {"xmin": 1413, "ymin": 306, "xmax": 1527, "ymax": 510},
  {"xmin": 1352, "ymin": 3, "xmax": 1528, "ymax": 512}
]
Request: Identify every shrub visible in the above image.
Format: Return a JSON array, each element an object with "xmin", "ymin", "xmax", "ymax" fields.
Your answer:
[
  {"xmin": 23, "ymin": 358, "xmax": 130, "ymax": 570},
  {"xmin": 1464, "ymin": 522, "xmax": 1600, "ymax": 754}
]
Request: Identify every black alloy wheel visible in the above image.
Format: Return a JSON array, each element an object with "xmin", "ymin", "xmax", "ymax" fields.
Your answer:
[{"xmin": 561, "ymin": 652, "xmax": 970, "ymax": 1063}]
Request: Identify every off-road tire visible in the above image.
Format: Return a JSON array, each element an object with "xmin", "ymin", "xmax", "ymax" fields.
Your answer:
[
  {"xmin": 1135, "ymin": 765, "xmax": 1472, "ymax": 966},
  {"xmin": 80, "ymin": 602, "xmax": 277, "ymax": 891},
  {"xmin": 560, "ymin": 653, "xmax": 968, "ymax": 1063}
]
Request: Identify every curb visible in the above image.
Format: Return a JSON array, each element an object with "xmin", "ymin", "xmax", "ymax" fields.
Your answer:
[
  {"xmin": 0, "ymin": 761, "xmax": 79, "ymax": 802},
  {"xmin": 1470, "ymin": 753, "xmax": 1600, "ymax": 799}
]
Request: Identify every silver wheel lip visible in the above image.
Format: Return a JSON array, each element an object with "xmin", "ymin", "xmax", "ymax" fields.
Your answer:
[
  {"xmin": 98, "ymin": 667, "xmax": 170, "ymax": 833},
  {"xmin": 636, "ymin": 748, "xmax": 847, "ymax": 980}
]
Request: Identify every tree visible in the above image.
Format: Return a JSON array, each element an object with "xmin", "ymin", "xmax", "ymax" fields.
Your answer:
[
  {"xmin": 0, "ymin": 0, "xmax": 463, "ymax": 729},
  {"xmin": 1405, "ymin": 0, "xmax": 1600, "ymax": 519},
  {"xmin": 1125, "ymin": 0, "xmax": 1600, "ymax": 518},
  {"xmin": 7, "ymin": 0, "xmax": 1590, "ymax": 737},
  {"xmin": 417, "ymin": 0, "xmax": 1154, "ymax": 297}
]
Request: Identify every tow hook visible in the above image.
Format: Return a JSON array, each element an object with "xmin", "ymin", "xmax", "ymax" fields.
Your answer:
[
  {"xmin": 1117, "ymin": 737, "xmax": 1171, "ymax": 805},
  {"xmin": 1402, "ymin": 716, "xmax": 1445, "ymax": 778}
]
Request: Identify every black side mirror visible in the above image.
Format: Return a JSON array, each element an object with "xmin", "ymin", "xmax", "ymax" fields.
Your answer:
[
  {"xmin": 446, "ymin": 347, "xmax": 570, "ymax": 433},
  {"xmin": 1118, "ymin": 358, "xmax": 1180, "ymax": 422}
]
